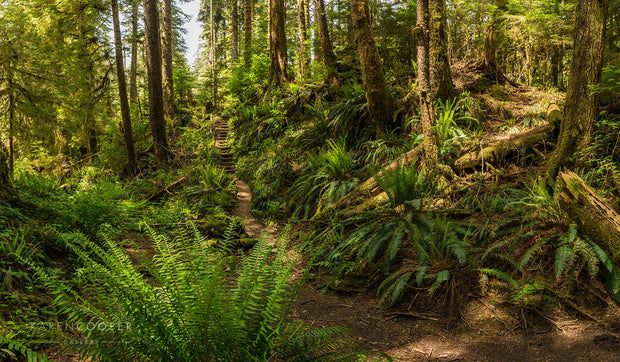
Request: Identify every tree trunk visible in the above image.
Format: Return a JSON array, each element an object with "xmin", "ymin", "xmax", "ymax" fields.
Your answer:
[
  {"xmin": 112, "ymin": 0, "xmax": 138, "ymax": 176},
  {"xmin": 416, "ymin": 0, "xmax": 439, "ymax": 171},
  {"xmin": 143, "ymin": 0, "xmax": 171, "ymax": 167},
  {"xmin": 211, "ymin": 0, "xmax": 218, "ymax": 106},
  {"xmin": 350, "ymin": 0, "xmax": 393, "ymax": 134},
  {"xmin": 243, "ymin": 0, "xmax": 253, "ymax": 66},
  {"xmin": 557, "ymin": 171, "xmax": 620, "ymax": 265},
  {"xmin": 546, "ymin": 0, "xmax": 608, "ymax": 181},
  {"xmin": 268, "ymin": 0, "xmax": 291, "ymax": 86},
  {"xmin": 0, "ymin": 143, "xmax": 13, "ymax": 203},
  {"xmin": 314, "ymin": 0, "xmax": 338, "ymax": 84},
  {"xmin": 231, "ymin": 0, "xmax": 239, "ymax": 64},
  {"xmin": 297, "ymin": 0, "xmax": 310, "ymax": 77},
  {"xmin": 429, "ymin": 0, "xmax": 454, "ymax": 101},
  {"xmin": 130, "ymin": 0, "xmax": 139, "ymax": 105},
  {"xmin": 482, "ymin": 0, "xmax": 510, "ymax": 83},
  {"xmin": 161, "ymin": 0, "xmax": 175, "ymax": 122}
]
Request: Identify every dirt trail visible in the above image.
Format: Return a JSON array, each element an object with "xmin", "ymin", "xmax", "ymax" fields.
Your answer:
[{"xmin": 216, "ymin": 117, "xmax": 620, "ymax": 361}]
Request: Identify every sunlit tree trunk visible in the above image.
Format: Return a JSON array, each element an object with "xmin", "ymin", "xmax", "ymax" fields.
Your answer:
[
  {"xmin": 129, "ymin": 0, "xmax": 139, "ymax": 105},
  {"xmin": 483, "ymin": 0, "xmax": 508, "ymax": 81},
  {"xmin": 416, "ymin": 0, "xmax": 439, "ymax": 170},
  {"xmin": 161, "ymin": 0, "xmax": 175, "ymax": 122},
  {"xmin": 231, "ymin": 0, "xmax": 239, "ymax": 64},
  {"xmin": 350, "ymin": 0, "xmax": 393, "ymax": 134},
  {"xmin": 143, "ymin": 0, "xmax": 171, "ymax": 167},
  {"xmin": 546, "ymin": 0, "xmax": 608, "ymax": 180},
  {"xmin": 211, "ymin": 0, "xmax": 218, "ymax": 105},
  {"xmin": 112, "ymin": 0, "xmax": 138, "ymax": 176},
  {"xmin": 244, "ymin": 0, "xmax": 253, "ymax": 66},
  {"xmin": 314, "ymin": 0, "xmax": 338, "ymax": 84},
  {"xmin": 429, "ymin": 0, "xmax": 454, "ymax": 101},
  {"xmin": 297, "ymin": 0, "xmax": 309, "ymax": 77},
  {"xmin": 268, "ymin": 0, "xmax": 291, "ymax": 86}
]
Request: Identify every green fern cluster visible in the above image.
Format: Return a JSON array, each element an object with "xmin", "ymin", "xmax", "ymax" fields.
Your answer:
[
  {"xmin": 28, "ymin": 226, "xmax": 361, "ymax": 361},
  {"xmin": 289, "ymin": 139, "xmax": 359, "ymax": 219}
]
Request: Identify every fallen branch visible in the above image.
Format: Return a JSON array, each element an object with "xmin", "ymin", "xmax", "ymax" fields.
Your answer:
[{"xmin": 145, "ymin": 176, "xmax": 186, "ymax": 201}]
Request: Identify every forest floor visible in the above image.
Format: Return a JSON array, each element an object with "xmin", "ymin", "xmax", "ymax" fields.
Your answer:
[
  {"xmin": 228, "ymin": 158, "xmax": 620, "ymax": 361},
  {"xmin": 221, "ymin": 69, "xmax": 620, "ymax": 360}
]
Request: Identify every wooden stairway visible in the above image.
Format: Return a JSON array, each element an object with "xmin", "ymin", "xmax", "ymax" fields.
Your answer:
[{"xmin": 215, "ymin": 117, "xmax": 234, "ymax": 174}]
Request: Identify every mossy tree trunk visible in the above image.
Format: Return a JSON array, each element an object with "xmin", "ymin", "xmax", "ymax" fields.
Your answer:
[
  {"xmin": 350, "ymin": 0, "xmax": 393, "ymax": 135},
  {"xmin": 0, "ymin": 144, "xmax": 13, "ymax": 202},
  {"xmin": 557, "ymin": 171, "xmax": 620, "ymax": 265},
  {"xmin": 416, "ymin": 0, "xmax": 439, "ymax": 171},
  {"xmin": 129, "ymin": 0, "xmax": 140, "ymax": 106},
  {"xmin": 112, "ymin": 0, "xmax": 138, "ymax": 177},
  {"xmin": 546, "ymin": 0, "xmax": 608, "ymax": 181},
  {"xmin": 314, "ymin": 0, "xmax": 338, "ymax": 85},
  {"xmin": 231, "ymin": 0, "xmax": 239, "ymax": 64},
  {"xmin": 297, "ymin": 0, "xmax": 310, "ymax": 78},
  {"xmin": 143, "ymin": 0, "xmax": 171, "ymax": 167},
  {"xmin": 483, "ymin": 0, "xmax": 509, "ymax": 82},
  {"xmin": 161, "ymin": 0, "xmax": 175, "ymax": 122},
  {"xmin": 244, "ymin": 0, "xmax": 253, "ymax": 66},
  {"xmin": 429, "ymin": 0, "xmax": 454, "ymax": 102},
  {"xmin": 268, "ymin": 0, "xmax": 292, "ymax": 87}
]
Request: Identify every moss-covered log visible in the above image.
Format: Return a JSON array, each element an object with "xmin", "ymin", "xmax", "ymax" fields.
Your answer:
[
  {"xmin": 454, "ymin": 124, "xmax": 551, "ymax": 170},
  {"xmin": 557, "ymin": 171, "xmax": 620, "ymax": 265}
]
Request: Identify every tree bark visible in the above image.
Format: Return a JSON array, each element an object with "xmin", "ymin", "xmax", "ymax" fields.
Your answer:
[
  {"xmin": 112, "ymin": 0, "xmax": 138, "ymax": 176},
  {"xmin": 0, "ymin": 143, "xmax": 13, "ymax": 203},
  {"xmin": 482, "ymin": 0, "xmax": 510, "ymax": 83},
  {"xmin": 314, "ymin": 0, "xmax": 338, "ymax": 84},
  {"xmin": 546, "ymin": 0, "xmax": 608, "ymax": 181},
  {"xmin": 129, "ymin": 0, "xmax": 139, "ymax": 105},
  {"xmin": 416, "ymin": 0, "xmax": 439, "ymax": 171},
  {"xmin": 161, "ymin": 0, "xmax": 175, "ymax": 122},
  {"xmin": 231, "ymin": 0, "xmax": 239, "ymax": 64},
  {"xmin": 268, "ymin": 0, "xmax": 291, "ymax": 86},
  {"xmin": 143, "ymin": 0, "xmax": 171, "ymax": 167},
  {"xmin": 429, "ymin": 0, "xmax": 454, "ymax": 101},
  {"xmin": 243, "ymin": 0, "xmax": 253, "ymax": 66},
  {"xmin": 350, "ymin": 0, "xmax": 393, "ymax": 134},
  {"xmin": 557, "ymin": 171, "xmax": 620, "ymax": 265},
  {"xmin": 297, "ymin": 0, "xmax": 310, "ymax": 77},
  {"xmin": 211, "ymin": 0, "xmax": 218, "ymax": 106}
]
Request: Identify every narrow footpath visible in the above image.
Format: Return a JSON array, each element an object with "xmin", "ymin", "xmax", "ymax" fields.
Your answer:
[{"xmin": 214, "ymin": 116, "xmax": 263, "ymax": 238}]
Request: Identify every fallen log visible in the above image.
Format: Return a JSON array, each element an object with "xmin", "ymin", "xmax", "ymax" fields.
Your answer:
[
  {"xmin": 325, "ymin": 146, "xmax": 423, "ymax": 213},
  {"xmin": 557, "ymin": 170, "xmax": 620, "ymax": 265},
  {"xmin": 454, "ymin": 124, "xmax": 551, "ymax": 170}
]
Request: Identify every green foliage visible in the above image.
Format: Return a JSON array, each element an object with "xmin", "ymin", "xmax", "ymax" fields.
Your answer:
[
  {"xmin": 229, "ymin": 54, "xmax": 271, "ymax": 102},
  {"xmin": 289, "ymin": 139, "xmax": 359, "ymax": 219},
  {"xmin": 0, "ymin": 334, "xmax": 50, "ymax": 362},
  {"xmin": 328, "ymin": 82, "xmax": 370, "ymax": 139},
  {"xmin": 27, "ymin": 227, "xmax": 362, "ymax": 361},
  {"xmin": 434, "ymin": 98, "xmax": 477, "ymax": 159}
]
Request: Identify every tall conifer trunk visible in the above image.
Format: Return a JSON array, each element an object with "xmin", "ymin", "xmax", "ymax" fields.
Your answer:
[
  {"xmin": 429, "ymin": 0, "xmax": 454, "ymax": 101},
  {"xmin": 112, "ymin": 0, "xmax": 138, "ymax": 176},
  {"xmin": 143, "ymin": 0, "xmax": 171, "ymax": 167},
  {"xmin": 314, "ymin": 0, "xmax": 338, "ymax": 84},
  {"xmin": 350, "ymin": 0, "xmax": 393, "ymax": 134},
  {"xmin": 161, "ymin": 0, "xmax": 175, "ymax": 122},
  {"xmin": 268, "ymin": 0, "xmax": 291, "ymax": 86},
  {"xmin": 129, "ymin": 0, "xmax": 139, "ymax": 105},
  {"xmin": 416, "ymin": 0, "xmax": 439, "ymax": 170},
  {"xmin": 244, "ymin": 0, "xmax": 253, "ymax": 66},
  {"xmin": 297, "ymin": 0, "xmax": 309, "ymax": 77},
  {"xmin": 231, "ymin": 0, "xmax": 239, "ymax": 64},
  {"xmin": 546, "ymin": 0, "xmax": 609, "ymax": 180}
]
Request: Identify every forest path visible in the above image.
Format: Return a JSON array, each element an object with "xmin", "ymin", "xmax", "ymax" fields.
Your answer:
[
  {"xmin": 214, "ymin": 116, "xmax": 263, "ymax": 238},
  {"xmin": 213, "ymin": 116, "xmax": 620, "ymax": 361}
]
